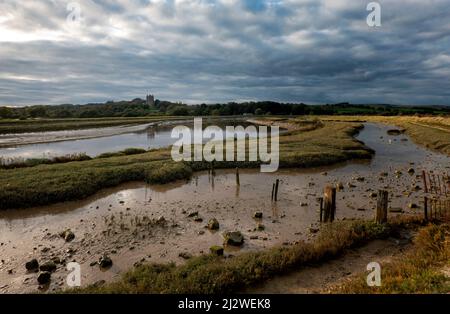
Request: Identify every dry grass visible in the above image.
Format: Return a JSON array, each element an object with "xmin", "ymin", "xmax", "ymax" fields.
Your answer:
[{"xmin": 331, "ymin": 222, "xmax": 450, "ymax": 293}]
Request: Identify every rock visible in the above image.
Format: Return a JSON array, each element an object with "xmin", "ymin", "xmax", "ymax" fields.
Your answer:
[
  {"xmin": 347, "ymin": 182, "xmax": 356, "ymax": 188},
  {"xmin": 187, "ymin": 211, "xmax": 199, "ymax": 217},
  {"xmin": 207, "ymin": 218, "xmax": 220, "ymax": 230},
  {"xmin": 389, "ymin": 207, "xmax": 403, "ymax": 213},
  {"xmin": 25, "ymin": 259, "xmax": 39, "ymax": 272},
  {"xmin": 198, "ymin": 230, "xmax": 205, "ymax": 235},
  {"xmin": 380, "ymin": 172, "xmax": 388, "ymax": 177},
  {"xmin": 210, "ymin": 246, "xmax": 224, "ymax": 256},
  {"xmin": 156, "ymin": 216, "xmax": 166, "ymax": 224},
  {"xmin": 253, "ymin": 212, "xmax": 263, "ymax": 219},
  {"xmin": 336, "ymin": 182, "xmax": 344, "ymax": 191},
  {"xmin": 223, "ymin": 231, "xmax": 244, "ymax": 246},
  {"xmin": 98, "ymin": 255, "xmax": 113, "ymax": 268},
  {"xmin": 300, "ymin": 202, "xmax": 308, "ymax": 207},
  {"xmin": 179, "ymin": 252, "xmax": 192, "ymax": 260},
  {"xmin": 37, "ymin": 272, "xmax": 51, "ymax": 285},
  {"xmin": 256, "ymin": 223, "xmax": 265, "ymax": 231},
  {"xmin": 369, "ymin": 192, "xmax": 378, "ymax": 198},
  {"xmin": 309, "ymin": 227, "xmax": 319, "ymax": 234},
  {"xmin": 357, "ymin": 208, "xmax": 366, "ymax": 211},
  {"xmin": 39, "ymin": 261, "xmax": 57, "ymax": 272},
  {"xmin": 387, "ymin": 129, "xmax": 404, "ymax": 135},
  {"xmin": 250, "ymin": 235, "xmax": 259, "ymax": 240},
  {"xmin": 59, "ymin": 229, "xmax": 75, "ymax": 242},
  {"xmin": 407, "ymin": 168, "xmax": 415, "ymax": 175},
  {"xmin": 408, "ymin": 203, "xmax": 418, "ymax": 209},
  {"xmin": 194, "ymin": 217, "xmax": 203, "ymax": 222},
  {"xmin": 354, "ymin": 176, "xmax": 365, "ymax": 182},
  {"xmin": 90, "ymin": 261, "xmax": 97, "ymax": 267}
]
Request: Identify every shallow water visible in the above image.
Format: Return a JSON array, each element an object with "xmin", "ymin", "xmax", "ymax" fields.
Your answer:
[
  {"xmin": 0, "ymin": 122, "xmax": 448, "ymax": 293},
  {"xmin": 0, "ymin": 118, "xmax": 259, "ymax": 159}
]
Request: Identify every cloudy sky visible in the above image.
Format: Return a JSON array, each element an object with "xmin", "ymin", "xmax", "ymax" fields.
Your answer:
[{"xmin": 1, "ymin": 0, "xmax": 449, "ymax": 106}]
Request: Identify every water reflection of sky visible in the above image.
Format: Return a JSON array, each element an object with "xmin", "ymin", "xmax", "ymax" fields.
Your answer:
[{"xmin": 0, "ymin": 122, "xmax": 268, "ymax": 159}]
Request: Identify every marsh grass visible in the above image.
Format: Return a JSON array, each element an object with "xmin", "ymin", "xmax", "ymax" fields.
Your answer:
[{"xmin": 73, "ymin": 217, "xmax": 424, "ymax": 294}]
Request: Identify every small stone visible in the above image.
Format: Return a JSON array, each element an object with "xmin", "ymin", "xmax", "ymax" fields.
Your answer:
[
  {"xmin": 187, "ymin": 211, "xmax": 199, "ymax": 217},
  {"xmin": 98, "ymin": 255, "xmax": 113, "ymax": 268},
  {"xmin": 178, "ymin": 252, "xmax": 192, "ymax": 260},
  {"xmin": 253, "ymin": 212, "xmax": 263, "ymax": 219},
  {"xmin": 25, "ymin": 259, "xmax": 39, "ymax": 272},
  {"xmin": 39, "ymin": 261, "xmax": 57, "ymax": 272},
  {"xmin": 207, "ymin": 218, "xmax": 220, "ymax": 230},
  {"xmin": 223, "ymin": 231, "xmax": 244, "ymax": 246},
  {"xmin": 37, "ymin": 272, "xmax": 51, "ymax": 285},
  {"xmin": 256, "ymin": 223, "xmax": 265, "ymax": 231},
  {"xmin": 210, "ymin": 246, "xmax": 224, "ymax": 256}
]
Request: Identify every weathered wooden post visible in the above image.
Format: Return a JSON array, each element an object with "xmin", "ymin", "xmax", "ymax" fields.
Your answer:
[
  {"xmin": 235, "ymin": 167, "xmax": 240, "ymax": 186},
  {"xmin": 323, "ymin": 186, "xmax": 336, "ymax": 222},
  {"xmin": 376, "ymin": 190, "xmax": 388, "ymax": 224},
  {"xmin": 319, "ymin": 197, "xmax": 324, "ymax": 222},
  {"xmin": 424, "ymin": 196, "xmax": 428, "ymax": 221},
  {"xmin": 274, "ymin": 179, "xmax": 280, "ymax": 202}
]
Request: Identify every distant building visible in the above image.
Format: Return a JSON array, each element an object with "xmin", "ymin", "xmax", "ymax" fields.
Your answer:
[{"xmin": 146, "ymin": 94, "xmax": 155, "ymax": 106}]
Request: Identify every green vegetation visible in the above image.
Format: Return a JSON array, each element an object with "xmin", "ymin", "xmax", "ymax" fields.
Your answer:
[
  {"xmin": 73, "ymin": 217, "xmax": 424, "ymax": 294},
  {"xmin": 0, "ymin": 121, "xmax": 372, "ymax": 209},
  {"xmin": 1, "ymin": 98, "xmax": 448, "ymax": 121},
  {"xmin": 333, "ymin": 223, "xmax": 450, "ymax": 293}
]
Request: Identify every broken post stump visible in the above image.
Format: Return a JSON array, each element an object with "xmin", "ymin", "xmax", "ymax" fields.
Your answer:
[
  {"xmin": 323, "ymin": 186, "xmax": 336, "ymax": 222},
  {"xmin": 376, "ymin": 190, "xmax": 388, "ymax": 224}
]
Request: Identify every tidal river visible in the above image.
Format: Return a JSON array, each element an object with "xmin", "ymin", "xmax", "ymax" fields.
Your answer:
[{"xmin": 0, "ymin": 123, "xmax": 449, "ymax": 293}]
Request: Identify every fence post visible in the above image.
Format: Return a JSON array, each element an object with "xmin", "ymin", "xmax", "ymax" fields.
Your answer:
[
  {"xmin": 376, "ymin": 190, "xmax": 388, "ymax": 224},
  {"xmin": 323, "ymin": 186, "xmax": 336, "ymax": 222},
  {"xmin": 235, "ymin": 167, "xmax": 240, "ymax": 186},
  {"xmin": 424, "ymin": 196, "xmax": 428, "ymax": 221},
  {"xmin": 319, "ymin": 197, "xmax": 324, "ymax": 222}
]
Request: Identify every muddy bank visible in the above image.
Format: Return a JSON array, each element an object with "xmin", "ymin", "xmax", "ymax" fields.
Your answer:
[{"xmin": 0, "ymin": 123, "xmax": 449, "ymax": 293}]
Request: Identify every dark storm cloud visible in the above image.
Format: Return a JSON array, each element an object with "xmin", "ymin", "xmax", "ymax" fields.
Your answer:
[{"xmin": 0, "ymin": 0, "xmax": 449, "ymax": 105}]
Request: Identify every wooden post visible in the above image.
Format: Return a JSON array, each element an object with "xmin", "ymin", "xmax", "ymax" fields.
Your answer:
[
  {"xmin": 376, "ymin": 190, "xmax": 388, "ymax": 224},
  {"xmin": 319, "ymin": 197, "xmax": 324, "ymax": 222},
  {"xmin": 422, "ymin": 170, "xmax": 428, "ymax": 193},
  {"xmin": 424, "ymin": 196, "xmax": 428, "ymax": 221},
  {"xmin": 323, "ymin": 186, "xmax": 336, "ymax": 222},
  {"xmin": 235, "ymin": 167, "xmax": 240, "ymax": 186},
  {"xmin": 274, "ymin": 179, "xmax": 279, "ymax": 202}
]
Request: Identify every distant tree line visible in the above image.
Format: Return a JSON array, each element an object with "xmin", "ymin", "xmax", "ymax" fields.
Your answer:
[{"xmin": 0, "ymin": 99, "xmax": 448, "ymax": 119}]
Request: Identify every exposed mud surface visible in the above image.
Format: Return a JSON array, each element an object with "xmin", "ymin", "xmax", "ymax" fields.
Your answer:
[{"xmin": 0, "ymin": 123, "xmax": 449, "ymax": 293}]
